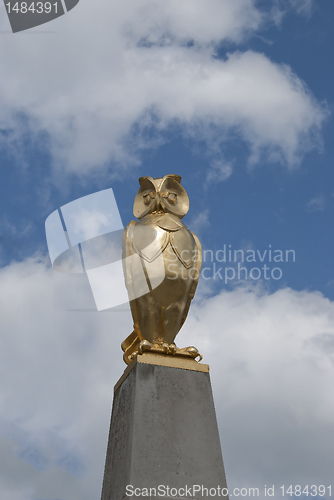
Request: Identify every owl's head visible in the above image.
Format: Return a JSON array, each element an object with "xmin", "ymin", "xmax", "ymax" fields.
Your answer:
[{"xmin": 133, "ymin": 174, "xmax": 189, "ymax": 219}]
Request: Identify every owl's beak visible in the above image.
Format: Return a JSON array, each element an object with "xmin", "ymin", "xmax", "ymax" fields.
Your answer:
[
  {"xmin": 156, "ymin": 195, "xmax": 163, "ymax": 212},
  {"xmin": 150, "ymin": 190, "xmax": 163, "ymax": 214}
]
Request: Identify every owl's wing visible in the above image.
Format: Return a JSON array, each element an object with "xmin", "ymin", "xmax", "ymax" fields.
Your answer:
[
  {"xmin": 121, "ymin": 221, "xmax": 141, "ymax": 364},
  {"xmin": 122, "ymin": 221, "xmax": 136, "ymax": 297},
  {"xmin": 179, "ymin": 230, "xmax": 202, "ymax": 330}
]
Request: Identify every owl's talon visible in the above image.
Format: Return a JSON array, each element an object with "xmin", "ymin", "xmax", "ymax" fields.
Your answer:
[
  {"xmin": 161, "ymin": 342, "xmax": 169, "ymax": 353},
  {"xmin": 127, "ymin": 341, "xmax": 202, "ymax": 363},
  {"xmin": 167, "ymin": 343, "xmax": 177, "ymax": 355},
  {"xmin": 138, "ymin": 339, "xmax": 153, "ymax": 354},
  {"xmin": 128, "ymin": 351, "xmax": 138, "ymax": 361},
  {"xmin": 185, "ymin": 346, "xmax": 202, "ymax": 362}
]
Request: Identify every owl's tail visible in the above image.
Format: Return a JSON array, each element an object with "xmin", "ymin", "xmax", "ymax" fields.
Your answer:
[{"xmin": 121, "ymin": 330, "xmax": 140, "ymax": 365}]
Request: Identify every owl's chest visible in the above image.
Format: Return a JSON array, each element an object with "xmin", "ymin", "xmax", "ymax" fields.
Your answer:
[{"xmin": 129, "ymin": 220, "xmax": 197, "ymax": 269}]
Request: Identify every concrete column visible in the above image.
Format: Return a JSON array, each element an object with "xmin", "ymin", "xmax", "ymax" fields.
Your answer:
[{"xmin": 101, "ymin": 353, "xmax": 228, "ymax": 500}]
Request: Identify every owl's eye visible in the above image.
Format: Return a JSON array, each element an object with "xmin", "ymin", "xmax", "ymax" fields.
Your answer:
[
  {"xmin": 143, "ymin": 192, "xmax": 154, "ymax": 205},
  {"xmin": 167, "ymin": 192, "xmax": 177, "ymax": 205}
]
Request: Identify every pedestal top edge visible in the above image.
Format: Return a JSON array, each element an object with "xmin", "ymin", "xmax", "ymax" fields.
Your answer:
[{"xmin": 114, "ymin": 353, "xmax": 209, "ymax": 392}]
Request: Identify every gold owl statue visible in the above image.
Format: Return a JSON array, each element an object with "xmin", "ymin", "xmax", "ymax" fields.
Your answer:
[{"xmin": 121, "ymin": 175, "xmax": 202, "ymax": 365}]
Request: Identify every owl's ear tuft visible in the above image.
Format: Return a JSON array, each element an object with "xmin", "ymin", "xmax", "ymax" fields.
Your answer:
[
  {"xmin": 139, "ymin": 176, "xmax": 154, "ymax": 186},
  {"xmin": 163, "ymin": 174, "xmax": 182, "ymax": 184}
]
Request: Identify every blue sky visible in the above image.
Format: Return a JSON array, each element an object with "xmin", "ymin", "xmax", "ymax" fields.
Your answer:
[{"xmin": 0, "ymin": 1, "xmax": 333, "ymax": 499}]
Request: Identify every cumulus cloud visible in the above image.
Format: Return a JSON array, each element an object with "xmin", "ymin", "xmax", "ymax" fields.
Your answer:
[
  {"xmin": 124, "ymin": 0, "xmax": 262, "ymax": 46},
  {"xmin": 180, "ymin": 284, "xmax": 334, "ymax": 495},
  {"xmin": 0, "ymin": 258, "xmax": 333, "ymax": 499},
  {"xmin": 0, "ymin": 0, "xmax": 327, "ymax": 176},
  {"xmin": 0, "ymin": 256, "xmax": 129, "ymax": 499}
]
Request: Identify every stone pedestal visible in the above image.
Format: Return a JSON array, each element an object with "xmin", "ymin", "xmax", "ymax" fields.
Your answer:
[{"xmin": 101, "ymin": 353, "xmax": 228, "ymax": 500}]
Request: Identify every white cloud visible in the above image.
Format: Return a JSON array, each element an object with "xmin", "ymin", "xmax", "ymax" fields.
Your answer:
[
  {"xmin": 0, "ymin": 258, "xmax": 333, "ymax": 498},
  {"xmin": 0, "ymin": 0, "xmax": 327, "ymax": 176},
  {"xmin": 270, "ymin": 0, "xmax": 314, "ymax": 26},
  {"xmin": 65, "ymin": 208, "xmax": 119, "ymax": 244},
  {"xmin": 179, "ymin": 284, "xmax": 334, "ymax": 494},
  {"xmin": 189, "ymin": 208, "xmax": 210, "ymax": 236},
  {"xmin": 0, "ymin": 216, "xmax": 17, "ymax": 236},
  {"xmin": 124, "ymin": 0, "xmax": 262, "ymax": 46},
  {"xmin": 0, "ymin": 216, "xmax": 33, "ymax": 237},
  {"xmin": 0, "ymin": 256, "xmax": 130, "ymax": 499},
  {"xmin": 306, "ymin": 194, "xmax": 326, "ymax": 212},
  {"xmin": 206, "ymin": 159, "xmax": 234, "ymax": 184},
  {"xmin": 289, "ymin": 0, "xmax": 314, "ymax": 16}
]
